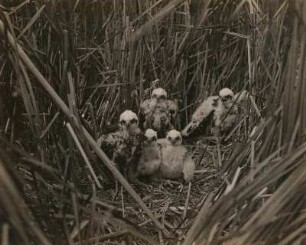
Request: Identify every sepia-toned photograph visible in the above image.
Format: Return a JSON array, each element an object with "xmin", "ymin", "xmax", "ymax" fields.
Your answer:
[{"xmin": 0, "ymin": 0, "xmax": 305, "ymax": 244}]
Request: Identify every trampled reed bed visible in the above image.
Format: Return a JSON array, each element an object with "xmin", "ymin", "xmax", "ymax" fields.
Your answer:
[{"xmin": 0, "ymin": 0, "xmax": 305, "ymax": 244}]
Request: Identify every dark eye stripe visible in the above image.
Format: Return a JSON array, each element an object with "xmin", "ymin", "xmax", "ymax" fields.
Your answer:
[
  {"xmin": 130, "ymin": 118, "xmax": 138, "ymax": 124},
  {"xmin": 223, "ymin": 95, "xmax": 232, "ymax": 100}
]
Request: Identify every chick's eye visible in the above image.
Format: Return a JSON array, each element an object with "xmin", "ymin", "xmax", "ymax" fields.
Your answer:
[
  {"xmin": 222, "ymin": 95, "xmax": 232, "ymax": 101},
  {"xmin": 175, "ymin": 136, "xmax": 180, "ymax": 141},
  {"xmin": 120, "ymin": 120, "xmax": 126, "ymax": 125},
  {"xmin": 152, "ymin": 94, "xmax": 157, "ymax": 99},
  {"xmin": 130, "ymin": 118, "xmax": 138, "ymax": 124},
  {"xmin": 167, "ymin": 137, "xmax": 172, "ymax": 141},
  {"xmin": 160, "ymin": 95, "xmax": 166, "ymax": 100},
  {"xmin": 152, "ymin": 136, "xmax": 157, "ymax": 141}
]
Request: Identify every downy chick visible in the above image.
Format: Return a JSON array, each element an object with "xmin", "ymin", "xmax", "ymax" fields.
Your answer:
[
  {"xmin": 160, "ymin": 130, "xmax": 195, "ymax": 183},
  {"xmin": 137, "ymin": 129, "xmax": 161, "ymax": 178}
]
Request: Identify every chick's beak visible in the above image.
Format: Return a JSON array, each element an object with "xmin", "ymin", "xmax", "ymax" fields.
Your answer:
[{"xmin": 126, "ymin": 121, "xmax": 131, "ymax": 128}]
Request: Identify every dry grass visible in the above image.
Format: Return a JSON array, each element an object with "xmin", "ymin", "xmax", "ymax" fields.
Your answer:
[{"xmin": 0, "ymin": 0, "xmax": 306, "ymax": 244}]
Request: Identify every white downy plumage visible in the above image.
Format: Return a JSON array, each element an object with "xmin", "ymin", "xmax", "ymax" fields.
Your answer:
[
  {"xmin": 182, "ymin": 95, "xmax": 220, "ymax": 136},
  {"xmin": 137, "ymin": 129, "xmax": 161, "ymax": 177},
  {"xmin": 140, "ymin": 88, "xmax": 178, "ymax": 137},
  {"xmin": 182, "ymin": 88, "xmax": 248, "ymax": 137},
  {"xmin": 97, "ymin": 110, "xmax": 142, "ymax": 177},
  {"xmin": 160, "ymin": 130, "xmax": 195, "ymax": 183}
]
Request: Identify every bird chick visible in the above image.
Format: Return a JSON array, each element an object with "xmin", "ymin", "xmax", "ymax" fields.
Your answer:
[
  {"xmin": 182, "ymin": 88, "xmax": 246, "ymax": 137},
  {"xmin": 140, "ymin": 88, "xmax": 178, "ymax": 137},
  {"xmin": 215, "ymin": 88, "xmax": 238, "ymax": 135},
  {"xmin": 160, "ymin": 130, "xmax": 195, "ymax": 183},
  {"xmin": 140, "ymin": 88, "xmax": 168, "ymax": 117},
  {"xmin": 218, "ymin": 88, "xmax": 235, "ymax": 111},
  {"xmin": 98, "ymin": 110, "xmax": 143, "ymax": 180},
  {"xmin": 137, "ymin": 129, "xmax": 161, "ymax": 178},
  {"xmin": 97, "ymin": 110, "xmax": 141, "ymax": 156}
]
